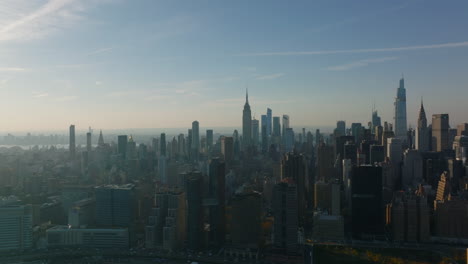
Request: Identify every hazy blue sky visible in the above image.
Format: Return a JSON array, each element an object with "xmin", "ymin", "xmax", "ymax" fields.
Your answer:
[{"xmin": 1, "ymin": 0, "xmax": 467, "ymax": 132}]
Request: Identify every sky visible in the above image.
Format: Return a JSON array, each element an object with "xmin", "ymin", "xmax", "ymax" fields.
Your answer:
[{"xmin": 0, "ymin": 0, "xmax": 468, "ymax": 133}]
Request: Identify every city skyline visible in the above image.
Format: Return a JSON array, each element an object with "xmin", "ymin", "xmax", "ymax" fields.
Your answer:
[{"xmin": 0, "ymin": 0, "xmax": 467, "ymax": 131}]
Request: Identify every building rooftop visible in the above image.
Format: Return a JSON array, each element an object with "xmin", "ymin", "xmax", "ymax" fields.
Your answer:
[{"xmin": 95, "ymin": 184, "xmax": 135, "ymax": 190}]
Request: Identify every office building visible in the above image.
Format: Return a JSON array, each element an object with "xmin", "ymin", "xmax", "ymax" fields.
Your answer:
[
  {"xmin": 118, "ymin": 135, "xmax": 128, "ymax": 159},
  {"xmin": 432, "ymin": 114, "xmax": 450, "ymax": 152},
  {"xmin": 261, "ymin": 123, "xmax": 268, "ymax": 153},
  {"xmin": 160, "ymin": 133, "xmax": 167, "ymax": 156},
  {"xmin": 351, "ymin": 123, "xmax": 362, "ymax": 145},
  {"xmin": 186, "ymin": 172, "xmax": 203, "ymax": 250},
  {"xmin": 252, "ymin": 118, "xmax": 259, "ymax": 147},
  {"xmin": 336, "ymin": 121, "xmax": 346, "ymax": 137},
  {"xmin": 282, "ymin": 115, "xmax": 290, "ymax": 138},
  {"xmin": 267, "ymin": 108, "xmax": 272, "ymax": 135},
  {"xmin": 163, "ymin": 191, "xmax": 186, "ymax": 251},
  {"xmin": 457, "ymin": 123, "xmax": 468, "ymax": 136},
  {"xmin": 402, "ymin": 150, "xmax": 423, "ymax": 189},
  {"xmin": 273, "ymin": 181, "xmax": 298, "ymax": 252},
  {"xmin": 146, "ymin": 192, "xmax": 168, "ymax": 248},
  {"xmin": 389, "ymin": 193, "xmax": 430, "ymax": 242},
  {"xmin": 273, "ymin": 116, "xmax": 281, "ymax": 137},
  {"xmin": 206, "ymin": 129, "xmax": 213, "ymax": 153},
  {"xmin": 351, "ymin": 166, "xmax": 383, "ymax": 239},
  {"xmin": 453, "ymin": 135, "xmax": 468, "ymax": 161},
  {"xmin": 281, "ymin": 153, "xmax": 308, "ymax": 226},
  {"xmin": 372, "ymin": 109, "xmax": 382, "ymax": 129},
  {"xmin": 68, "ymin": 198, "xmax": 95, "ymax": 228},
  {"xmin": 394, "ymin": 77, "xmax": 407, "ymax": 139},
  {"xmin": 230, "ymin": 191, "xmax": 262, "ymax": 248},
  {"xmin": 207, "ymin": 158, "xmax": 226, "ymax": 247},
  {"xmin": 47, "ymin": 226, "xmax": 129, "ymax": 248},
  {"xmin": 221, "ymin": 136, "xmax": 234, "ymax": 163},
  {"xmin": 284, "ymin": 128, "xmax": 295, "ymax": 152},
  {"xmin": 0, "ymin": 198, "xmax": 32, "ymax": 251},
  {"xmin": 95, "ymin": 184, "xmax": 135, "ymax": 227}
]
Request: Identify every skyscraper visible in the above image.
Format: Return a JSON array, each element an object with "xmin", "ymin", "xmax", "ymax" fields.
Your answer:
[
  {"xmin": 186, "ymin": 172, "xmax": 203, "ymax": 250},
  {"xmin": 251, "ymin": 118, "xmax": 259, "ymax": 147},
  {"xmin": 69, "ymin": 125, "xmax": 76, "ymax": 159},
  {"xmin": 432, "ymin": 114, "xmax": 450, "ymax": 152},
  {"xmin": 95, "ymin": 184, "xmax": 135, "ymax": 227},
  {"xmin": 261, "ymin": 114, "xmax": 267, "ymax": 135},
  {"xmin": 351, "ymin": 166, "xmax": 383, "ymax": 239},
  {"xmin": 86, "ymin": 132, "xmax": 92, "ymax": 153},
  {"xmin": 372, "ymin": 108, "xmax": 382, "ymax": 129},
  {"xmin": 206, "ymin": 129, "xmax": 213, "ymax": 152},
  {"xmin": 207, "ymin": 158, "xmax": 226, "ymax": 247},
  {"xmin": 282, "ymin": 114, "xmax": 290, "ymax": 136},
  {"xmin": 273, "ymin": 181, "xmax": 298, "ymax": 252},
  {"xmin": 273, "ymin": 116, "xmax": 281, "ymax": 140},
  {"xmin": 118, "ymin": 135, "xmax": 128, "ymax": 159},
  {"xmin": 221, "ymin": 136, "xmax": 234, "ymax": 163},
  {"xmin": 242, "ymin": 90, "xmax": 252, "ymax": 150},
  {"xmin": 394, "ymin": 77, "xmax": 407, "ymax": 139},
  {"xmin": 416, "ymin": 99, "xmax": 429, "ymax": 151},
  {"xmin": 336, "ymin": 121, "xmax": 346, "ymax": 137},
  {"xmin": 0, "ymin": 200, "xmax": 32, "ymax": 251},
  {"xmin": 191, "ymin": 121, "xmax": 200, "ymax": 161},
  {"xmin": 160, "ymin": 133, "xmax": 166, "ymax": 156},
  {"xmin": 267, "ymin": 108, "xmax": 272, "ymax": 136},
  {"xmin": 281, "ymin": 153, "xmax": 308, "ymax": 227}
]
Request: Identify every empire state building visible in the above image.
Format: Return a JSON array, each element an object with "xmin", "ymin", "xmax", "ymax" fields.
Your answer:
[
  {"xmin": 242, "ymin": 90, "xmax": 252, "ymax": 150},
  {"xmin": 394, "ymin": 77, "xmax": 407, "ymax": 139}
]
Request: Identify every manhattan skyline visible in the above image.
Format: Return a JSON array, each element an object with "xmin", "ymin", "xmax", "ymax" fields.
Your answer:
[{"xmin": 1, "ymin": 0, "xmax": 468, "ymax": 131}]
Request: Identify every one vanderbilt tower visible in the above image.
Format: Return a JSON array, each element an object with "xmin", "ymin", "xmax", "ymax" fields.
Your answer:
[{"xmin": 394, "ymin": 77, "xmax": 407, "ymax": 139}]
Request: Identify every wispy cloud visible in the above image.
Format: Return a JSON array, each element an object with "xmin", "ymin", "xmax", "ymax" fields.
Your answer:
[
  {"xmin": 55, "ymin": 95, "xmax": 78, "ymax": 102},
  {"xmin": 32, "ymin": 92, "xmax": 49, "ymax": 98},
  {"xmin": 0, "ymin": 67, "xmax": 26, "ymax": 72},
  {"xmin": 327, "ymin": 57, "xmax": 398, "ymax": 71},
  {"xmin": 0, "ymin": 0, "xmax": 110, "ymax": 43},
  {"xmin": 255, "ymin": 73, "xmax": 284, "ymax": 80},
  {"xmin": 87, "ymin": 47, "xmax": 113, "ymax": 56},
  {"xmin": 237, "ymin": 41, "xmax": 468, "ymax": 57},
  {"xmin": 144, "ymin": 95, "xmax": 172, "ymax": 101}
]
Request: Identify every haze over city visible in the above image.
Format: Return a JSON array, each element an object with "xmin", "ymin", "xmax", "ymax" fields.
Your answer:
[
  {"xmin": 2, "ymin": 1, "xmax": 468, "ymax": 264},
  {"xmin": 1, "ymin": 0, "xmax": 468, "ymax": 132}
]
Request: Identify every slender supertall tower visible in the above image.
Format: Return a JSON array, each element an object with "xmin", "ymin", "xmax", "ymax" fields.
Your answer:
[
  {"xmin": 242, "ymin": 89, "xmax": 252, "ymax": 150},
  {"xmin": 69, "ymin": 125, "xmax": 75, "ymax": 159},
  {"xmin": 416, "ymin": 98, "xmax": 429, "ymax": 151},
  {"xmin": 394, "ymin": 77, "xmax": 407, "ymax": 139}
]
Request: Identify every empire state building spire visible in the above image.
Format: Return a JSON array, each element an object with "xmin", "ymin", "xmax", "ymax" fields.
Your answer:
[
  {"xmin": 242, "ymin": 88, "xmax": 252, "ymax": 150},
  {"xmin": 245, "ymin": 88, "xmax": 249, "ymax": 105}
]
